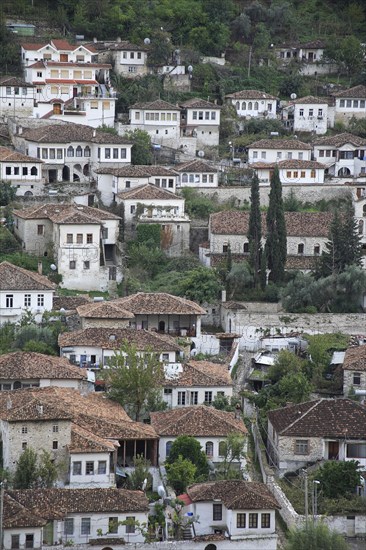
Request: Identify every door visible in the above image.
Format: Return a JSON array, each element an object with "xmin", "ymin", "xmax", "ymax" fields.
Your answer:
[
  {"xmin": 328, "ymin": 441, "xmax": 339, "ymax": 460},
  {"xmin": 60, "ymin": 54, "xmax": 68, "ymax": 62},
  {"xmin": 80, "ymin": 354, "xmax": 87, "ymax": 368},
  {"xmin": 346, "ymin": 516, "xmax": 356, "ymax": 537}
]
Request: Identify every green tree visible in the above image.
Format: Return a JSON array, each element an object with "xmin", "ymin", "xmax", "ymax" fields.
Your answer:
[
  {"xmin": 265, "ymin": 166, "xmax": 287, "ymax": 283},
  {"xmin": 325, "ymin": 36, "xmax": 365, "ymax": 77},
  {"xmin": 177, "ymin": 267, "xmax": 222, "ymax": 304},
  {"xmin": 248, "ymin": 173, "xmax": 262, "ymax": 287},
  {"xmin": 103, "ymin": 342, "xmax": 165, "ymax": 421},
  {"xmin": 37, "ymin": 450, "xmax": 58, "ymax": 488},
  {"xmin": 268, "ymin": 350, "xmax": 304, "ymax": 384},
  {"xmin": 126, "ymin": 454, "xmax": 152, "ymax": 491},
  {"xmin": 166, "ymin": 435, "xmax": 209, "ymax": 479},
  {"xmin": 285, "ymin": 522, "xmax": 349, "ymax": 550},
  {"xmin": 166, "ymin": 455, "xmax": 197, "ymax": 494},
  {"xmin": 128, "ymin": 243, "xmax": 167, "ymax": 279},
  {"xmin": 216, "ymin": 433, "xmax": 246, "ymax": 479},
  {"xmin": 0, "ymin": 181, "xmax": 16, "ymax": 206},
  {"xmin": 125, "ymin": 129, "xmax": 153, "ymax": 165},
  {"xmin": 316, "ymin": 460, "xmax": 361, "ymax": 499},
  {"xmin": 226, "ymin": 262, "xmax": 254, "ymax": 299},
  {"xmin": 13, "ymin": 447, "xmax": 38, "ymax": 489}
]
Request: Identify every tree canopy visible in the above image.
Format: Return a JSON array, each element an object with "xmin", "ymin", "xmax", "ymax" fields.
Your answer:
[{"xmin": 266, "ymin": 166, "xmax": 287, "ymax": 283}]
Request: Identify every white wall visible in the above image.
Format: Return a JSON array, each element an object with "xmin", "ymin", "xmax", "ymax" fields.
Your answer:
[
  {"xmin": 0, "ymin": 289, "xmax": 54, "ymax": 325},
  {"xmin": 248, "ymin": 147, "xmax": 311, "ymax": 164},
  {"xmin": 159, "ymin": 435, "xmax": 247, "ymax": 466},
  {"xmin": 69, "ymin": 451, "xmax": 114, "ymax": 488}
]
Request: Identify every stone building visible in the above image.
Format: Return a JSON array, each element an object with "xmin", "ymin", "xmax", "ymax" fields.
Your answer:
[{"xmin": 341, "ymin": 345, "xmax": 366, "ymax": 396}]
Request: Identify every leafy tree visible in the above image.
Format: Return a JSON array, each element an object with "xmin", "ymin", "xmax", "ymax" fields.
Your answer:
[
  {"xmin": 125, "ymin": 129, "xmax": 152, "ymax": 165},
  {"xmin": 325, "ymin": 35, "xmax": 365, "ymax": 77},
  {"xmin": 316, "ymin": 460, "xmax": 361, "ymax": 499},
  {"xmin": 37, "ymin": 450, "xmax": 58, "ymax": 488},
  {"xmin": 266, "ymin": 166, "xmax": 287, "ymax": 283},
  {"xmin": 0, "ymin": 181, "xmax": 16, "ymax": 206},
  {"xmin": 166, "ymin": 455, "xmax": 197, "ymax": 494},
  {"xmin": 268, "ymin": 350, "xmax": 304, "ymax": 384},
  {"xmin": 211, "ymin": 394, "xmax": 240, "ymax": 411},
  {"xmin": 216, "ymin": 433, "xmax": 246, "ymax": 479},
  {"xmin": 177, "ymin": 267, "xmax": 222, "ymax": 304},
  {"xmin": 103, "ymin": 342, "xmax": 165, "ymax": 421},
  {"xmin": 126, "ymin": 454, "xmax": 152, "ymax": 491},
  {"xmin": 226, "ymin": 262, "xmax": 254, "ymax": 299},
  {"xmin": 284, "ymin": 522, "xmax": 349, "ymax": 550},
  {"xmin": 128, "ymin": 243, "xmax": 167, "ymax": 279},
  {"xmin": 13, "ymin": 448, "xmax": 38, "ymax": 489},
  {"xmin": 14, "ymin": 326, "xmax": 58, "ymax": 355},
  {"xmin": 136, "ymin": 224, "xmax": 161, "ymax": 248},
  {"xmin": 248, "ymin": 173, "xmax": 262, "ymax": 287},
  {"xmin": 166, "ymin": 435, "xmax": 209, "ymax": 479}
]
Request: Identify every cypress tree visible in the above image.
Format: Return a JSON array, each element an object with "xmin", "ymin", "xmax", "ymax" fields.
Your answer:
[
  {"xmin": 248, "ymin": 173, "xmax": 262, "ymax": 287},
  {"xmin": 265, "ymin": 166, "xmax": 287, "ymax": 283}
]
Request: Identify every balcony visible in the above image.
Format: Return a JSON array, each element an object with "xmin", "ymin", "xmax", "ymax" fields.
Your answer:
[{"xmin": 0, "ymin": 307, "xmax": 22, "ymax": 316}]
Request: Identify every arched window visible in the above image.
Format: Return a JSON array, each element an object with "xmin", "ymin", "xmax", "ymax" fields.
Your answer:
[
  {"xmin": 236, "ymin": 101, "xmax": 240, "ymax": 110},
  {"xmin": 76, "ymin": 146, "xmax": 83, "ymax": 157},
  {"xmin": 243, "ymin": 242, "xmax": 249, "ymax": 253},
  {"xmin": 84, "ymin": 146, "xmax": 91, "ymax": 157},
  {"xmin": 182, "ymin": 173, "xmax": 188, "ymax": 183},
  {"xmin": 30, "ymin": 166, "xmax": 38, "ymax": 176},
  {"xmin": 298, "ymin": 243, "xmax": 304, "ymax": 255},
  {"xmin": 67, "ymin": 146, "xmax": 74, "ymax": 157},
  {"xmin": 166, "ymin": 441, "xmax": 173, "ymax": 457},
  {"xmin": 205, "ymin": 441, "xmax": 214, "ymax": 457},
  {"xmin": 254, "ymin": 101, "xmax": 259, "ymax": 110},
  {"xmin": 13, "ymin": 381, "xmax": 22, "ymax": 390},
  {"xmin": 359, "ymin": 220, "xmax": 364, "ymax": 235},
  {"xmin": 242, "ymin": 102, "xmax": 246, "ymax": 110},
  {"xmin": 219, "ymin": 441, "xmax": 226, "ymax": 457},
  {"xmin": 248, "ymin": 102, "xmax": 253, "ymax": 110}
]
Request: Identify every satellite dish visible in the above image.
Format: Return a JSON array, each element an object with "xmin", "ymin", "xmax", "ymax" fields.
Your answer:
[
  {"xmin": 290, "ymin": 93, "xmax": 297, "ymax": 100},
  {"xmin": 144, "ymin": 38, "xmax": 151, "ymax": 45},
  {"xmin": 197, "ymin": 150, "xmax": 205, "ymax": 158},
  {"xmin": 50, "ymin": 264, "xmax": 57, "ymax": 271},
  {"xmin": 187, "ymin": 65, "xmax": 193, "ymax": 73},
  {"xmin": 157, "ymin": 485, "xmax": 166, "ymax": 498}
]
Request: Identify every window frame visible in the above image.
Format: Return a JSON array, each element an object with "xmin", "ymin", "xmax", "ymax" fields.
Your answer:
[{"xmin": 212, "ymin": 503, "xmax": 222, "ymax": 521}]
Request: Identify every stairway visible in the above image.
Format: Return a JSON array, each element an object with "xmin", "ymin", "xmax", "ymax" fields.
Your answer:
[{"xmin": 182, "ymin": 526, "xmax": 193, "ymax": 540}]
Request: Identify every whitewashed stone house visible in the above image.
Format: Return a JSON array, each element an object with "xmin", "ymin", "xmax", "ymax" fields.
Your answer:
[
  {"xmin": 341, "ymin": 346, "xmax": 366, "ymax": 397},
  {"xmin": 128, "ymin": 99, "xmax": 181, "ymax": 148},
  {"xmin": 0, "ymin": 76, "xmax": 35, "ymax": 118},
  {"xmin": 225, "ymin": 89, "xmax": 277, "ymax": 119},
  {"xmin": 333, "ymin": 85, "xmax": 366, "ymax": 126},
  {"xmin": 251, "ymin": 159, "xmax": 325, "ymax": 185},
  {"xmin": 0, "ymin": 146, "xmax": 45, "ymax": 196},
  {"xmin": 275, "ymin": 39, "xmax": 336, "ymax": 75},
  {"xmin": 0, "ymin": 261, "xmax": 55, "ymax": 324},
  {"xmin": 313, "ymin": 132, "xmax": 366, "ymax": 178},
  {"xmin": 179, "ymin": 97, "xmax": 221, "ymax": 148},
  {"xmin": 175, "ymin": 159, "xmax": 219, "ymax": 188},
  {"xmin": 248, "ymin": 139, "xmax": 312, "ymax": 164},
  {"xmin": 289, "ymin": 95, "xmax": 329, "ymax": 135},
  {"xmin": 89, "ymin": 39, "xmax": 148, "ymax": 78}
]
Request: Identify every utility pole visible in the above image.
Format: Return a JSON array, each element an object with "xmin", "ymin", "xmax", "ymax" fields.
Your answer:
[
  {"xmin": 0, "ymin": 479, "xmax": 6, "ymax": 550},
  {"xmin": 303, "ymin": 469, "xmax": 308, "ymax": 528}
]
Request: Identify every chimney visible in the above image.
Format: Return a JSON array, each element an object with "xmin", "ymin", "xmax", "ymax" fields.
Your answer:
[
  {"xmin": 93, "ymin": 37, "xmax": 98, "ymax": 43},
  {"xmin": 221, "ymin": 290, "xmax": 226, "ymax": 303},
  {"xmin": 38, "ymin": 261, "xmax": 42, "ymax": 275}
]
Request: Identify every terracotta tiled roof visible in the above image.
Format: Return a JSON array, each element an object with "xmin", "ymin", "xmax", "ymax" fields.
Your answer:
[
  {"xmin": 77, "ymin": 301, "xmax": 135, "ymax": 320},
  {"xmin": 150, "ymin": 406, "xmax": 247, "ymax": 437},
  {"xmin": 131, "ymin": 100, "xmax": 180, "ymax": 110},
  {"xmin": 0, "ymin": 352, "xmax": 87, "ymax": 380},
  {"xmin": 51, "ymin": 39, "xmax": 78, "ymax": 51},
  {"xmin": 210, "ymin": 211, "xmax": 332, "ymax": 237},
  {"xmin": 0, "ymin": 262, "xmax": 56, "ymax": 291},
  {"xmin": 313, "ymin": 132, "xmax": 366, "ymax": 148},
  {"xmin": 268, "ymin": 398, "xmax": 366, "ymax": 439},
  {"xmin": 69, "ymin": 423, "xmax": 117, "ymax": 453},
  {"xmin": 20, "ymin": 42, "xmax": 47, "ymax": 51},
  {"xmin": 250, "ymin": 160, "xmax": 325, "ymax": 169},
  {"xmin": 175, "ymin": 160, "xmax": 216, "ymax": 173},
  {"xmin": 292, "ymin": 95, "xmax": 328, "ymax": 104},
  {"xmin": 96, "ymin": 165, "xmax": 177, "ymax": 177},
  {"xmin": 6, "ymin": 488, "xmax": 149, "ymax": 521},
  {"xmin": 333, "ymin": 85, "xmax": 366, "ymax": 99},
  {"xmin": 249, "ymin": 139, "xmax": 312, "ymax": 150},
  {"xmin": 225, "ymin": 89, "xmax": 277, "ymax": 100},
  {"xmin": 277, "ymin": 39, "xmax": 325, "ymax": 49},
  {"xmin": 186, "ymin": 480, "xmax": 280, "ymax": 510},
  {"xmin": 114, "ymin": 292, "xmax": 206, "ymax": 315},
  {"xmin": 117, "ymin": 184, "xmax": 179, "ymax": 201},
  {"xmin": 53, "ymin": 295, "xmax": 91, "ymax": 311},
  {"xmin": 19, "ymin": 123, "xmax": 132, "ymax": 144},
  {"xmin": 0, "ymin": 76, "xmax": 33, "ymax": 87},
  {"xmin": 58, "ymin": 327, "xmax": 180, "ymax": 352},
  {"xmin": 165, "ymin": 361, "xmax": 232, "ymax": 387},
  {"xmin": 13, "ymin": 204, "xmax": 120, "ymax": 222},
  {"xmin": 3, "ymin": 494, "xmax": 47, "ymax": 528},
  {"xmin": 179, "ymin": 98, "xmax": 221, "ymax": 109},
  {"xmin": 343, "ymin": 346, "xmax": 366, "ymax": 372}
]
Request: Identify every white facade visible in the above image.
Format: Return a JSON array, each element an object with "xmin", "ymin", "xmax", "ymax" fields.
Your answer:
[
  {"xmin": 0, "ymin": 149, "xmax": 45, "ymax": 196},
  {"xmin": 292, "ymin": 98, "xmax": 328, "ymax": 135},
  {"xmin": 0, "ymin": 289, "xmax": 54, "ymax": 325},
  {"xmin": 226, "ymin": 93, "xmax": 277, "ymax": 119},
  {"xmin": 21, "ymin": 41, "xmax": 96, "ymax": 67},
  {"xmin": 252, "ymin": 162, "xmax": 325, "ymax": 185},
  {"xmin": 33, "ymin": 95, "xmax": 117, "ymax": 128},
  {"xmin": 180, "ymin": 100, "xmax": 221, "ymax": 148},
  {"xmin": 69, "ymin": 451, "xmax": 114, "ymax": 488},
  {"xmin": 248, "ymin": 141, "xmax": 311, "ymax": 164},
  {"xmin": 313, "ymin": 138, "xmax": 366, "ymax": 178},
  {"xmin": 163, "ymin": 385, "xmax": 233, "ymax": 409},
  {"xmin": 334, "ymin": 86, "xmax": 366, "ymax": 125},
  {"xmin": 0, "ymin": 80, "xmax": 35, "ymax": 117},
  {"xmin": 129, "ymin": 101, "xmax": 181, "ymax": 148},
  {"xmin": 176, "ymin": 161, "xmax": 218, "ymax": 188}
]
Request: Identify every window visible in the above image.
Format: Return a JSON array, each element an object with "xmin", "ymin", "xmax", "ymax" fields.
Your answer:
[
  {"xmin": 248, "ymin": 102, "xmax": 253, "ymax": 110},
  {"xmin": 81, "ymin": 518, "xmax": 91, "ymax": 536},
  {"xmin": 190, "ymin": 391, "xmax": 198, "ymax": 405},
  {"xmin": 76, "ymin": 146, "xmax": 82, "ymax": 157},
  {"xmin": 37, "ymin": 225, "xmax": 44, "ymax": 235},
  {"xmin": 90, "ymin": 100, "xmax": 98, "ymax": 110},
  {"xmin": 254, "ymin": 102, "xmax": 259, "ymax": 110},
  {"xmin": 301, "ymin": 171, "xmax": 306, "ymax": 178},
  {"xmin": 249, "ymin": 513, "xmax": 258, "ymax": 528},
  {"xmin": 213, "ymin": 503, "xmax": 222, "ymax": 521},
  {"xmin": 83, "ymin": 261, "xmax": 90, "ymax": 270},
  {"xmin": 237, "ymin": 513, "xmax": 246, "ymax": 528},
  {"xmin": 346, "ymin": 100, "xmax": 352, "ymax": 108},
  {"xmin": 6, "ymin": 86, "xmax": 11, "ymax": 95},
  {"xmin": 130, "ymin": 205, "xmax": 136, "ymax": 214},
  {"xmin": 293, "ymin": 171, "xmax": 298, "ymax": 178},
  {"xmin": 11, "ymin": 535, "xmax": 20, "ymax": 549},
  {"xmin": 310, "ymin": 169, "xmax": 316, "ymax": 178},
  {"xmin": 360, "ymin": 100, "xmax": 365, "ymax": 108},
  {"xmin": 353, "ymin": 373, "xmax": 361, "ymax": 385},
  {"xmin": 314, "ymin": 244, "xmax": 320, "ymax": 255},
  {"xmin": 162, "ymin": 353, "xmax": 169, "ymax": 362},
  {"xmin": 295, "ymin": 439, "xmax": 309, "ymax": 454},
  {"xmin": 137, "ymin": 52, "xmax": 142, "ymax": 59},
  {"xmin": 121, "ymin": 148, "xmax": 127, "ymax": 159},
  {"xmin": 166, "ymin": 441, "xmax": 173, "ymax": 457},
  {"xmin": 261, "ymin": 151, "xmax": 266, "ymax": 160},
  {"xmin": 299, "ymin": 108, "xmax": 304, "ymax": 117},
  {"xmin": 24, "ymin": 295, "xmax": 31, "ymax": 307},
  {"xmin": 177, "ymin": 391, "xmax": 186, "ymax": 405},
  {"xmin": 84, "ymin": 146, "xmax": 91, "ymax": 157},
  {"xmin": 309, "ymin": 109, "xmax": 314, "ymax": 117},
  {"xmin": 205, "ymin": 111, "xmax": 210, "ymax": 120},
  {"xmin": 37, "ymin": 72, "xmax": 43, "ymax": 78},
  {"xmin": 193, "ymin": 111, "xmax": 197, "ymax": 120},
  {"xmin": 261, "ymin": 513, "xmax": 271, "ymax": 528},
  {"xmin": 22, "ymin": 442, "xmax": 27, "ymax": 450},
  {"xmin": 14, "ymin": 167, "xmax": 19, "ymax": 175},
  {"xmin": 219, "ymin": 441, "xmax": 226, "ymax": 457},
  {"xmin": 5, "ymin": 167, "xmax": 11, "ymax": 176},
  {"xmin": 253, "ymin": 151, "xmax": 258, "ymax": 159},
  {"xmin": 113, "ymin": 148, "xmax": 119, "ymax": 159},
  {"xmin": 105, "ymin": 148, "xmax": 111, "ymax": 159},
  {"xmin": 22, "ymin": 426, "xmax": 28, "ymax": 434},
  {"xmin": 76, "ymin": 233, "xmax": 83, "ymax": 244},
  {"xmin": 319, "ymin": 150, "xmax": 324, "ymax": 157},
  {"xmin": 52, "ymin": 440, "xmax": 58, "ymax": 450},
  {"xmin": 72, "ymin": 461, "xmax": 82, "ymax": 475},
  {"xmin": 23, "ymin": 168, "xmax": 28, "ymax": 176},
  {"xmin": 125, "ymin": 517, "xmax": 136, "ymax": 534},
  {"xmin": 66, "ymin": 234, "xmax": 73, "ymax": 244},
  {"xmin": 298, "ymin": 152, "xmax": 303, "ymax": 160},
  {"xmin": 347, "ymin": 443, "xmax": 366, "ymax": 459},
  {"xmin": 98, "ymin": 460, "xmax": 107, "ymax": 474},
  {"xmin": 6, "ymin": 295, "xmax": 13, "ymax": 308},
  {"xmin": 25, "ymin": 535, "xmax": 34, "ymax": 549},
  {"xmin": 86, "ymin": 234, "xmax": 93, "ymax": 244},
  {"xmin": 42, "ymin": 148, "xmax": 48, "ymax": 159},
  {"xmin": 109, "ymin": 517, "xmax": 118, "ymax": 534},
  {"xmin": 30, "ymin": 166, "xmax": 38, "ymax": 176},
  {"xmin": 37, "ymin": 294, "xmax": 44, "ymax": 307},
  {"xmin": 49, "ymin": 149, "xmax": 55, "ymax": 159},
  {"xmin": 287, "ymin": 152, "xmax": 293, "ymax": 160},
  {"xmin": 86, "ymin": 461, "xmax": 94, "ymax": 475},
  {"xmin": 198, "ymin": 111, "xmax": 203, "ymax": 120},
  {"xmin": 53, "ymin": 424, "xmax": 58, "ymax": 433},
  {"xmin": 69, "ymin": 261, "xmax": 76, "ymax": 270},
  {"xmin": 67, "ymin": 146, "xmax": 74, "ymax": 157},
  {"xmin": 205, "ymin": 391, "xmax": 213, "ymax": 404},
  {"xmin": 206, "ymin": 441, "xmax": 214, "ymax": 457},
  {"xmin": 128, "ymin": 66, "xmax": 136, "ymax": 73},
  {"xmin": 318, "ymin": 109, "xmax": 323, "ymax": 116}
]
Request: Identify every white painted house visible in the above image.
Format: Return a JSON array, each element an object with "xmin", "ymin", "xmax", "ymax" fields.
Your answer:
[
  {"xmin": 13, "ymin": 204, "xmax": 122, "ymax": 292},
  {"xmin": 248, "ymin": 139, "xmax": 312, "ymax": 164},
  {"xmin": 0, "ymin": 261, "xmax": 55, "ymax": 325},
  {"xmin": 313, "ymin": 132, "xmax": 366, "ymax": 178},
  {"xmin": 290, "ymin": 95, "xmax": 329, "ymax": 135},
  {"xmin": 275, "ymin": 39, "xmax": 336, "ymax": 75},
  {"xmin": 182, "ymin": 480, "xmax": 280, "ymax": 548},
  {"xmin": 251, "ymin": 159, "xmax": 325, "ymax": 185},
  {"xmin": 128, "ymin": 99, "xmax": 181, "ymax": 148},
  {"xmin": 0, "ymin": 76, "xmax": 35, "ymax": 118},
  {"xmin": 3, "ymin": 488, "xmax": 149, "ymax": 546},
  {"xmin": 150, "ymin": 405, "xmax": 248, "ymax": 466},
  {"xmin": 0, "ymin": 146, "xmax": 45, "ymax": 196},
  {"xmin": 89, "ymin": 39, "xmax": 149, "ymax": 78},
  {"xmin": 333, "ymin": 85, "xmax": 366, "ymax": 126},
  {"xmin": 175, "ymin": 159, "xmax": 218, "ymax": 188},
  {"xmin": 225, "ymin": 90, "xmax": 277, "ymax": 119},
  {"xmin": 179, "ymin": 97, "xmax": 221, "ymax": 148}
]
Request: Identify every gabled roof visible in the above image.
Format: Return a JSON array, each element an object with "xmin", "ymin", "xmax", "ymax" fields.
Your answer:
[
  {"xmin": 165, "ymin": 361, "xmax": 232, "ymax": 387},
  {"xmin": 249, "ymin": 139, "xmax": 311, "ymax": 150},
  {"xmin": 0, "ymin": 147, "xmax": 42, "ymax": 164},
  {"xmin": 313, "ymin": 132, "xmax": 366, "ymax": 148},
  {"xmin": 150, "ymin": 406, "xmax": 247, "ymax": 437},
  {"xmin": 13, "ymin": 204, "xmax": 120, "ymax": 222},
  {"xmin": 225, "ymin": 89, "xmax": 277, "ymax": 100},
  {"xmin": 292, "ymin": 95, "xmax": 328, "ymax": 105},
  {"xmin": 268, "ymin": 398, "xmax": 366, "ymax": 439},
  {"xmin": 117, "ymin": 184, "xmax": 179, "ymax": 201},
  {"xmin": 114, "ymin": 292, "xmax": 206, "ymax": 315},
  {"xmin": 131, "ymin": 99, "xmax": 180, "ymax": 111},
  {"xmin": 179, "ymin": 98, "xmax": 221, "ymax": 109},
  {"xmin": 343, "ymin": 346, "xmax": 366, "ymax": 372},
  {"xmin": 333, "ymin": 85, "xmax": 366, "ymax": 99},
  {"xmin": 96, "ymin": 165, "xmax": 177, "ymax": 178},
  {"xmin": 77, "ymin": 301, "xmax": 135, "ymax": 320},
  {"xmin": 0, "ymin": 76, "xmax": 34, "ymax": 87},
  {"xmin": 69, "ymin": 423, "xmax": 117, "ymax": 453},
  {"xmin": 0, "ymin": 262, "xmax": 55, "ymax": 291},
  {"xmin": 210, "ymin": 211, "xmax": 332, "ymax": 237},
  {"xmin": 175, "ymin": 160, "xmax": 216, "ymax": 173},
  {"xmin": 250, "ymin": 160, "xmax": 325, "ymax": 170},
  {"xmin": 3, "ymin": 493, "xmax": 47, "ymax": 528},
  {"xmin": 186, "ymin": 480, "xmax": 280, "ymax": 510},
  {"xmin": 58, "ymin": 327, "xmax": 180, "ymax": 352},
  {"xmin": 0, "ymin": 352, "xmax": 87, "ymax": 381},
  {"xmin": 19, "ymin": 123, "xmax": 131, "ymax": 145}
]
